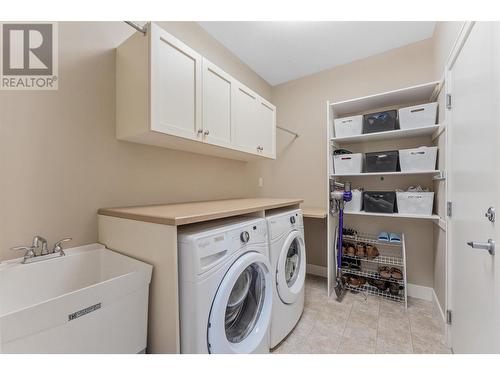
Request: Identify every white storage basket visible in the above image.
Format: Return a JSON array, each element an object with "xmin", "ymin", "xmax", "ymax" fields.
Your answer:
[
  {"xmin": 333, "ymin": 115, "xmax": 363, "ymax": 138},
  {"xmin": 397, "ymin": 192, "xmax": 434, "ymax": 216},
  {"xmin": 344, "ymin": 190, "xmax": 363, "ymax": 212},
  {"xmin": 398, "ymin": 102, "xmax": 438, "ymax": 130},
  {"xmin": 333, "ymin": 153, "xmax": 363, "ymax": 175},
  {"xmin": 399, "ymin": 146, "xmax": 437, "ymax": 171}
]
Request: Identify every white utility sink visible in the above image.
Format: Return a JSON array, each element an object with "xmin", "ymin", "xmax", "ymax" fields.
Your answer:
[{"xmin": 0, "ymin": 243, "xmax": 152, "ymax": 353}]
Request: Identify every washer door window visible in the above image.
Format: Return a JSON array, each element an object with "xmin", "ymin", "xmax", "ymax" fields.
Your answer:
[
  {"xmin": 208, "ymin": 252, "xmax": 272, "ymax": 353},
  {"xmin": 276, "ymin": 231, "xmax": 306, "ymax": 304}
]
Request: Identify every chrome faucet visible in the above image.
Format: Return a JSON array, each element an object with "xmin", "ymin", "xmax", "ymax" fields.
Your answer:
[
  {"xmin": 11, "ymin": 236, "xmax": 72, "ymax": 264},
  {"xmin": 32, "ymin": 236, "xmax": 49, "ymax": 255}
]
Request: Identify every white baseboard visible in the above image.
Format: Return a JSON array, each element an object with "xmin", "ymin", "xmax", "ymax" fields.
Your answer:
[
  {"xmin": 306, "ymin": 264, "xmax": 327, "ymax": 278},
  {"xmin": 407, "ymin": 283, "xmax": 433, "ymax": 301},
  {"xmin": 432, "ymin": 289, "xmax": 446, "ymax": 324}
]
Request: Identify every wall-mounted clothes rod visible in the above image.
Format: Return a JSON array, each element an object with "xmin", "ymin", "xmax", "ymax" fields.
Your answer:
[
  {"xmin": 125, "ymin": 21, "xmax": 147, "ymax": 35},
  {"xmin": 277, "ymin": 126, "xmax": 299, "ymax": 138}
]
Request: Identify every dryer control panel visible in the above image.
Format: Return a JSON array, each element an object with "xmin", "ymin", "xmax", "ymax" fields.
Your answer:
[{"xmin": 266, "ymin": 209, "xmax": 303, "ymax": 240}]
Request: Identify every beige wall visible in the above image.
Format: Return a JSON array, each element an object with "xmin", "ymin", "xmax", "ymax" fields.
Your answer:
[
  {"xmin": 0, "ymin": 20, "xmax": 464, "ymax": 294},
  {"xmin": 0, "ymin": 21, "xmax": 269, "ymax": 260},
  {"xmin": 433, "ymin": 21, "xmax": 465, "ymax": 79},
  {"xmin": 249, "ymin": 38, "xmax": 436, "ymax": 286}
]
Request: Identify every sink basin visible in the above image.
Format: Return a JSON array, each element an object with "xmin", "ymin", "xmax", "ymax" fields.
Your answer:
[{"xmin": 0, "ymin": 243, "xmax": 152, "ymax": 353}]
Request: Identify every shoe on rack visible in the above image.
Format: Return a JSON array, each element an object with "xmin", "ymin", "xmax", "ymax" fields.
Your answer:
[
  {"xmin": 389, "ymin": 233, "xmax": 401, "ymax": 243},
  {"xmin": 366, "ymin": 245, "xmax": 379, "ymax": 259},
  {"xmin": 390, "ymin": 267, "xmax": 403, "ymax": 280},
  {"xmin": 378, "ymin": 266, "xmax": 391, "ymax": 279},
  {"xmin": 355, "ymin": 243, "xmax": 366, "ymax": 257},
  {"xmin": 378, "ymin": 232, "xmax": 389, "ymax": 242}
]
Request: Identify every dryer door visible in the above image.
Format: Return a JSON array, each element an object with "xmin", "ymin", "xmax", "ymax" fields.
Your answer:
[
  {"xmin": 207, "ymin": 251, "xmax": 272, "ymax": 353},
  {"xmin": 276, "ymin": 230, "xmax": 306, "ymax": 304}
]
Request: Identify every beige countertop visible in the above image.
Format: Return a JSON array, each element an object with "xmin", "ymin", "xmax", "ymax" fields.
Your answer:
[
  {"xmin": 302, "ymin": 207, "xmax": 328, "ymax": 219},
  {"xmin": 98, "ymin": 198, "xmax": 303, "ymax": 226}
]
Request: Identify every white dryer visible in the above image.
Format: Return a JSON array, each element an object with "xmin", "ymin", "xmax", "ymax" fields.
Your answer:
[
  {"xmin": 178, "ymin": 217, "xmax": 272, "ymax": 354},
  {"xmin": 266, "ymin": 209, "xmax": 306, "ymax": 348}
]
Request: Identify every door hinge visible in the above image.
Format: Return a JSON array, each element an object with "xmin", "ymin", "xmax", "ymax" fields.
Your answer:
[
  {"xmin": 447, "ymin": 201, "xmax": 453, "ymax": 217},
  {"xmin": 446, "ymin": 93, "xmax": 452, "ymax": 110},
  {"xmin": 446, "ymin": 309, "xmax": 452, "ymax": 325}
]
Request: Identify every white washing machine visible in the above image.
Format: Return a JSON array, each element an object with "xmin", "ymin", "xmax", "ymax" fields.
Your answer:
[
  {"xmin": 178, "ymin": 217, "xmax": 272, "ymax": 354},
  {"xmin": 266, "ymin": 209, "xmax": 306, "ymax": 348}
]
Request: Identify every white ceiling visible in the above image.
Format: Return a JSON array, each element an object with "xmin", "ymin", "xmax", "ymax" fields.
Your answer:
[{"xmin": 198, "ymin": 22, "xmax": 436, "ymax": 86}]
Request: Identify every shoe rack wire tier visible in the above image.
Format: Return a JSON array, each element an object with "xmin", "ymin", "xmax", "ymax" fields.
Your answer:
[
  {"xmin": 346, "ymin": 283, "xmax": 406, "ymax": 303},
  {"xmin": 340, "ymin": 232, "xmax": 408, "ymax": 307}
]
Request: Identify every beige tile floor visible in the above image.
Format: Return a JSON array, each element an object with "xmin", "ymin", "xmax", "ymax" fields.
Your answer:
[{"xmin": 272, "ymin": 275, "xmax": 451, "ymax": 354}]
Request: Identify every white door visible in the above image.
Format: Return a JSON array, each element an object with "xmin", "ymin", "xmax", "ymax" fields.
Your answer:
[
  {"xmin": 255, "ymin": 99, "xmax": 276, "ymax": 159},
  {"xmin": 207, "ymin": 252, "xmax": 272, "ymax": 354},
  {"xmin": 233, "ymin": 83, "xmax": 261, "ymax": 155},
  {"xmin": 449, "ymin": 22, "xmax": 500, "ymax": 353},
  {"xmin": 149, "ymin": 23, "xmax": 202, "ymax": 140},
  {"xmin": 276, "ymin": 231, "xmax": 306, "ymax": 303},
  {"xmin": 202, "ymin": 59, "xmax": 234, "ymax": 148}
]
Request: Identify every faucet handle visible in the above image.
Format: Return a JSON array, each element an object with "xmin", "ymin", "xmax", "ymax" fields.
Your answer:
[
  {"xmin": 11, "ymin": 245, "xmax": 37, "ymax": 261},
  {"xmin": 52, "ymin": 238, "xmax": 72, "ymax": 254}
]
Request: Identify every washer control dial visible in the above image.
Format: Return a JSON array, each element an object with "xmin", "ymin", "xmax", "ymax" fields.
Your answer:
[
  {"xmin": 240, "ymin": 231, "xmax": 250, "ymax": 243},
  {"xmin": 290, "ymin": 216, "xmax": 296, "ymax": 224}
]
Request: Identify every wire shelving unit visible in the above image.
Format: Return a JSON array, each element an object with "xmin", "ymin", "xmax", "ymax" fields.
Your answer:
[{"xmin": 326, "ymin": 81, "xmax": 440, "ymax": 301}]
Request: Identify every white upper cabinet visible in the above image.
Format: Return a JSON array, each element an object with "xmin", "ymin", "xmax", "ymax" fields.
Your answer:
[
  {"xmin": 202, "ymin": 59, "xmax": 234, "ymax": 148},
  {"xmin": 116, "ymin": 23, "xmax": 275, "ymax": 161},
  {"xmin": 150, "ymin": 25, "xmax": 202, "ymax": 141},
  {"xmin": 234, "ymin": 84, "xmax": 260, "ymax": 153},
  {"xmin": 233, "ymin": 83, "xmax": 276, "ymax": 158},
  {"xmin": 255, "ymin": 98, "xmax": 276, "ymax": 158}
]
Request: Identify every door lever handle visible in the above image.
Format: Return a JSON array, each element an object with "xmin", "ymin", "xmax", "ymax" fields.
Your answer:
[{"xmin": 467, "ymin": 239, "xmax": 495, "ymax": 255}]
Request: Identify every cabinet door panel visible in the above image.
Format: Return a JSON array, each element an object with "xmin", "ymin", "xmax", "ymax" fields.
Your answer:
[
  {"xmin": 150, "ymin": 24, "xmax": 202, "ymax": 140},
  {"xmin": 233, "ymin": 85, "xmax": 260, "ymax": 154},
  {"xmin": 203, "ymin": 60, "xmax": 233, "ymax": 147},
  {"xmin": 256, "ymin": 100, "xmax": 276, "ymax": 158}
]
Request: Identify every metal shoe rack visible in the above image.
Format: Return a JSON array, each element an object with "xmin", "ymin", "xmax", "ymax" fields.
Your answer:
[{"xmin": 340, "ymin": 232, "xmax": 407, "ymax": 307}]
